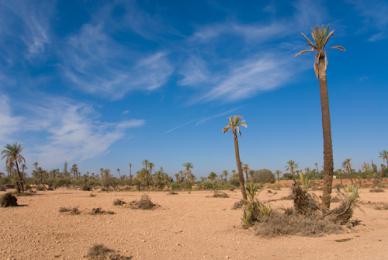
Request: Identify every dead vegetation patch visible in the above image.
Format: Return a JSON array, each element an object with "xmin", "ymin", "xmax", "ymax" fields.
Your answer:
[
  {"xmin": 129, "ymin": 194, "xmax": 158, "ymax": 210},
  {"xmin": 232, "ymin": 199, "xmax": 246, "ymax": 209},
  {"xmin": 113, "ymin": 199, "xmax": 126, "ymax": 206},
  {"xmin": 212, "ymin": 190, "xmax": 229, "ymax": 198},
  {"xmin": 244, "ymin": 182, "xmax": 359, "ymax": 237},
  {"xmin": 372, "ymin": 202, "xmax": 388, "ymax": 210},
  {"xmin": 167, "ymin": 191, "xmax": 178, "ymax": 195},
  {"xmin": 90, "ymin": 208, "xmax": 115, "ymax": 215},
  {"xmin": 369, "ymin": 188, "xmax": 384, "ymax": 193},
  {"xmin": 59, "ymin": 207, "xmax": 80, "ymax": 215},
  {"xmin": 0, "ymin": 193, "xmax": 18, "ymax": 207},
  {"xmin": 87, "ymin": 244, "xmax": 132, "ymax": 260}
]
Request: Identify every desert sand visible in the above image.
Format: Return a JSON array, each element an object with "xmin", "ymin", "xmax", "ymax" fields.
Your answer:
[{"xmin": 1, "ymin": 188, "xmax": 388, "ymax": 260}]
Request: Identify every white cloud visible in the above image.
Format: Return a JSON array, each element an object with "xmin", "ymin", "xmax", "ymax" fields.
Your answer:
[
  {"xmin": 26, "ymin": 98, "xmax": 144, "ymax": 167},
  {"xmin": 0, "ymin": 1, "xmax": 51, "ymax": 58},
  {"xmin": 0, "ymin": 95, "xmax": 144, "ymax": 168},
  {"xmin": 201, "ymin": 55, "xmax": 299, "ymax": 102},
  {"xmin": 0, "ymin": 95, "xmax": 23, "ymax": 143},
  {"xmin": 61, "ymin": 23, "xmax": 173, "ymax": 99},
  {"xmin": 179, "ymin": 0, "xmax": 323, "ymax": 102}
]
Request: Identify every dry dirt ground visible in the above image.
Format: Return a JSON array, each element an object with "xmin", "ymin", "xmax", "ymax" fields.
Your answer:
[{"xmin": 1, "ymin": 188, "xmax": 388, "ymax": 260}]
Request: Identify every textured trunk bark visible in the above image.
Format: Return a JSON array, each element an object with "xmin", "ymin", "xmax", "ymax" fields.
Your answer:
[
  {"xmin": 15, "ymin": 161, "xmax": 25, "ymax": 193},
  {"xmin": 319, "ymin": 72, "xmax": 334, "ymax": 210},
  {"xmin": 233, "ymin": 131, "xmax": 247, "ymax": 200}
]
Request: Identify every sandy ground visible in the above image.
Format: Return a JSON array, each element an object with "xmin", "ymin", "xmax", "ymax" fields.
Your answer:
[{"xmin": 1, "ymin": 188, "xmax": 388, "ymax": 260}]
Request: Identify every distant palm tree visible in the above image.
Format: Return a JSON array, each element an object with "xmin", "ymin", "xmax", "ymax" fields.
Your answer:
[
  {"xmin": 295, "ymin": 26, "xmax": 345, "ymax": 210},
  {"xmin": 183, "ymin": 162, "xmax": 193, "ymax": 172},
  {"xmin": 1, "ymin": 143, "xmax": 26, "ymax": 193},
  {"xmin": 286, "ymin": 160, "xmax": 298, "ymax": 177},
  {"xmin": 149, "ymin": 162, "xmax": 154, "ymax": 174},
  {"xmin": 242, "ymin": 163, "xmax": 250, "ymax": 184},
  {"xmin": 142, "ymin": 160, "xmax": 150, "ymax": 171},
  {"xmin": 275, "ymin": 170, "xmax": 281, "ymax": 183},
  {"xmin": 224, "ymin": 115, "xmax": 248, "ymax": 200},
  {"xmin": 342, "ymin": 158, "xmax": 353, "ymax": 184},
  {"xmin": 222, "ymin": 170, "xmax": 229, "ymax": 182},
  {"xmin": 380, "ymin": 150, "xmax": 388, "ymax": 168}
]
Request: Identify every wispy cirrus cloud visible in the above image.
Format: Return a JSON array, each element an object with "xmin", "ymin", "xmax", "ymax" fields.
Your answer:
[
  {"xmin": 0, "ymin": 95, "xmax": 23, "ymax": 143},
  {"xmin": 61, "ymin": 13, "xmax": 173, "ymax": 99},
  {"xmin": 0, "ymin": 1, "xmax": 52, "ymax": 59},
  {"xmin": 178, "ymin": 0, "xmax": 324, "ymax": 103},
  {"xmin": 0, "ymin": 94, "xmax": 144, "ymax": 168},
  {"xmin": 348, "ymin": 0, "xmax": 388, "ymax": 41},
  {"xmin": 164, "ymin": 107, "xmax": 240, "ymax": 134}
]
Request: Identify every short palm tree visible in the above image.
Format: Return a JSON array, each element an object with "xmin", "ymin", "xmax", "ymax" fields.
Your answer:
[
  {"xmin": 1, "ymin": 143, "xmax": 26, "ymax": 193},
  {"xmin": 224, "ymin": 115, "xmax": 248, "ymax": 200},
  {"xmin": 379, "ymin": 150, "xmax": 388, "ymax": 168},
  {"xmin": 295, "ymin": 26, "xmax": 345, "ymax": 210}
]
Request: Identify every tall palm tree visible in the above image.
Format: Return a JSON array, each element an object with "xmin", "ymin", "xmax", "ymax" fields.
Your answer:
[
  {"xmin": 296, "ymin": 26, "xmax": 345, "ymax": 210},
  {"xmin": 342, "ymin": 158, "xmax": 353, "ymax": 184},
  {"xmin": 380, "ymin": 150, "xmax": 388, "ymax": 168},
  {"xmin": 224, "ymin": 115, "xmax": 248, "ymax": 200},
  {"xmin": 1, "ymin": 143, "xmax": 26, "ymax": 193},
  {"xmin": 286, "ymin": 160, "xmax": 298, "ymax": 177},
  {"xmin": 149, "ymin": 162, "xmax": 154, "ymax": 174}
]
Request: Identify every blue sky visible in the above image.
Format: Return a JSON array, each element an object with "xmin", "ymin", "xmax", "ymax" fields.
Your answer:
[{"xmin": 0, "ymin": 0, "xmax": 387, "ymax": 176}]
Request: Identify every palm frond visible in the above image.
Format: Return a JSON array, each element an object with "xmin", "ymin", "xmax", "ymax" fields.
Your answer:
[
  {"xmin": 301, "ymin": 32, "xmax": 316, "ymax": 48},
  {"xmin": 323, "ymin": 30, "xmax": 334, "ymax": 48},
  {"xmin": 331, "ymin": 45, "xmax": 346, "ymax": 51},
  {"xmin": 294, "ymin": 48, "xmax": 314, "ymax": 57}
]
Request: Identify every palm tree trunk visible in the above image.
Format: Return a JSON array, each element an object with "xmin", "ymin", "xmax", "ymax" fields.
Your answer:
[
  {"xmin": 233, "ymin": 131, "xmax": 247, "ymax": 200},
  {"xmin": 319, "ymin": 75, "xmax": 334, "ymax": 210},
  {"xmin": 15, "ymin": 161, "xmax": 25, "ymax": 193}
]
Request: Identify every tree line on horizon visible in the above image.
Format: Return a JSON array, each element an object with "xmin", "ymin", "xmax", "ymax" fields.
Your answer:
[{"xmin": 0, "ymin": 26, "xmax": 387, "ymax": 211}]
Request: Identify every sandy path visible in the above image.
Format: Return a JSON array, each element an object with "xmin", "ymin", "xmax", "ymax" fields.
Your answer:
[{"xmin": 0, "ymin": 188, "xmax": 387, "ymax": 259}]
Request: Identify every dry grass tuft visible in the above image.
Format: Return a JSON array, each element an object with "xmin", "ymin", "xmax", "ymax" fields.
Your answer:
[
  {"xmin": 87, "ymin": 244, "xmax": 132, "ymax": 260},
  {"xmin": 90, "ymin": 208, "xmax": 115, "ymax": 215},
  {"xmin": 232, "ymin": 199, "xmax": 245, "ymax": 210},
  {"xmin": 113, "ymin": 199, "xmax": 126, "ymax": 206},
  {"xmin": 129, "ymin": 194, "xmax": 157, "ymax": 210},
  {"xmin": 59, "ymin": 207, "xmax": 80, "ymax": 215},
  {"xmin": 369, "ymin": 188, "xmax": 384, "ymax": 193},
  {"xmin": 373, "ymin": 202, "xmax": 388, "ymax": 210},
  {"xmin": 212, "ymin": 190, "xmax": 229, "ymax": 198},
  {"xmin": 167, "ymin": 191, "xmax": 178, "ymax": 195},
  {"xmin": 255, "ymin": 210, "xmax": 342, "ymax": 237},
  {"xmin": 90, "ymin": 193, "xmax": 96, "ymax": 197},
  {"xmin": 0, "ymin": 193, "xmax": 18, "ymax": 207}
]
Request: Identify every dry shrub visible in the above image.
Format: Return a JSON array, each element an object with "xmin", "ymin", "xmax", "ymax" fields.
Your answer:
[
  {"xmin": 292, "ymin": 182, "xmax": 320, "ymax": 215},
  {"xmin": 82, "ymin": 185, "xmax": 92, "ymax": 191},
  {"xmin": 90, "ymin": 208, "xmax": 115, "ymax": 215},
  {"xmin": 113, "ymin": 199, "xmax": 126, "ymax": 206},
  {"xmin": 167, "ymin": 191, "xmax": 178, "ymax": 195},
  {"xmin": 250, "ymin": 182, "xmax": 359, "ymax": 237},
  {"xmin": 255, "ymin": 210, "xmax": 341, "ymax": 237},
  {"xmin": 129, "ymin": 194, "xmax": 157, "ymax": 210},
  {"xmin": 213, "ymin": 190, "xmax": 229, "ymax": 198},
  {"xmin": 369, "ymin": 188, "xmax": 384, "ymax": 193},
  {"xmin": 232, "ymin": 199, "xmax": 245, "ymax": 209},
  {"xmin": 59, "ymin": 207, "xmax": 80, "ymax": 215},
  {"xmin": 266, "ymin": 183, "xmax": 281, "ymax": 190},
  {"xmin": 90, "ymin": 193, "xmax": 96, "ymax": 197},
  {"xmin": 0, "ymin": 185, "xmax": 6, "ymax": 191},
  {"xmin": 87, "ymin": 244, "xmax": 131, "ymax": 260},
  {"xmin": 36, "ymin": 185, "xmax": 46, "ymax": 191},
  {"xmin": 373, "ymin": 202, "xmax": 388, "ymax": 210},
  {"xmin": 0, "ymin": 193, "xmax": 18, "ymax": 207}
]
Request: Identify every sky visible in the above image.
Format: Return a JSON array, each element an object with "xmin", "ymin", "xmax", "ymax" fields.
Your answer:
[{"xmin": 0, "ymin": 0, "xmax": 387, "ymax": 176}]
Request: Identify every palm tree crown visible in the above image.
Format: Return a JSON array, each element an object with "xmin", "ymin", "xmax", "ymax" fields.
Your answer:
[
  {"xmin": 2, "ymin": 143, "xmax": 25, "ymax": 170},
  {"xmin": 223, "ymin": 115, "xmax": 248, "ymax": 135},
  {"xmin": 295, "ymin": 26, "xmax": 345, "ymax": 79}
]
